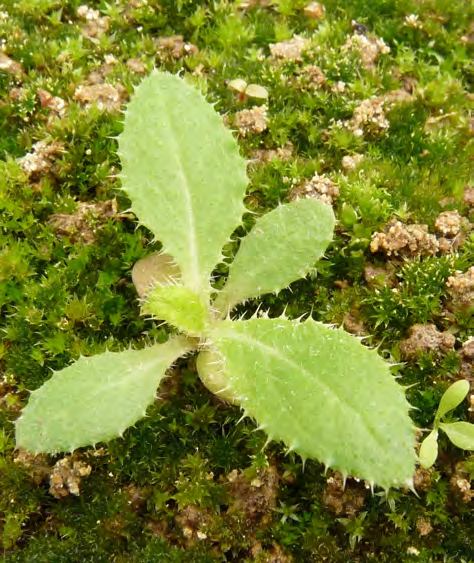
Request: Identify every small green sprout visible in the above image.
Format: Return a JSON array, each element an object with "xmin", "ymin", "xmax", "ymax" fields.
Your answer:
[
  {"xmin": 419, "ymin": 380, "xmax": 474, "ymax": 469},
  {"xmin": 15, "ymin": 72, "xmax": 416, "ymax": 489},
  {"xmin": 274, "ymin": 501, "xmax": 300, "ymax": 524}
]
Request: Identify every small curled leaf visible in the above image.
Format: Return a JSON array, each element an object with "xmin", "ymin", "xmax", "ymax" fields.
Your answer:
[
  {"xmin": 196, "ymin": 350, "xmax": 239, "ymax": 405},
  {"xmin": 145, "ymin": 284, "xmax": 210, "ymax": 335},
  {"xmin": 132, "ymin": 252, "xmax": 181, "ymax": 298}
]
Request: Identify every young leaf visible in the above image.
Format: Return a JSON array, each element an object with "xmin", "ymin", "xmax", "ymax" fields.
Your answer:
[
  {"xmin": 16, "ymin": 336, "xmax": 195, "ymax": 454},
  {"xmin": 119, "ymin": 72, "xmax": 248, "ymax": 295},
  {"xmin": 196, "ymin": 349, "xmax": 240, "ymax": 405},
  {"xmin": 145, "ymin": 284, "xmax": 210, "ymax": 335},
  {"xmin": 208, "ymin": 317, "xmax": 415, "ymax": 488},
  {"xmin": 434, "ymin": 380, "xmax": 470, "ymax": 424},
  {"xmin": 440, "ymin": 422, "xmax": 474, "ymax": 450},
  {"xmin": 215, "ymin": 199, "xmax": 335, "ymax": 314},
  {"xmin": 418, "ymin": 429, "xmax": 439, "ymax": 469}
]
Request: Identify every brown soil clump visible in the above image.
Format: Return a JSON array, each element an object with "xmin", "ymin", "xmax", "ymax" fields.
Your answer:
[
  {"xmin": 175, "ymin": 504, "xmax": 215, "ymax": 545},
  {"xmin": 350, "ymin": 97, "xmax": 390, "ymax": 137},
  {"xmin": 74, "ymin": 82, "xmax": 127, "ymax": 113},
  {"xmin": 399, "ymin": 324, "xmax": 455, "ymax": 361},
  {"xmin": 288, "ymin": 173, "xmax": 339, "ymax": 205},
  {"xmin": 449, "ymin": 463, "xmax": 472, "ymax": 503},
  {"xmin": 370, "ymin": 219, "xmax": 439, "ymax": 258},
  {"xmin": 37, "ymin": 88, "xmax": 68, "ymax": 118},
  {"xmin": 14, "ymin": 450, "xmax": 51, "ymax": 485},
  {"xmin": 322, "ymin": 471, "xmax": 367, "ymax": 517},
  {"xmin": 304, "ymin": 2, "xmax": 325, "ymax": 20},
  {"xmin": 0, "ymin": 52, "xmax": 23, "ymax": 77},
  {"xmin": 49, "ymin": 199, "xmax": 118, "ymax": 245},
  {"xmin": 458, "ymin": 339, "xmax": 474, "ymax": 383},
  {"xmin": 126, "ymin": 58, "xmax": 147, "ymax": 75},
  {"xmin": 342, "ymin": 33, "xmax": 390, "ymax": 72},
  {"xmin": 226, "ymin": 466, "xmax": 279, "ymax": 525},
  {"xmin": 343, "ymin": 314, "xmax": 367, "ymax": 336},
  {"xmin": 234, "ymin": 105, "xmax": 269, "ymax": 136},
  {"xmin": 413, "ymin": 467, "xmax": 432, "ymax": 492},
  {"xmin": 270, "ymin": 36, "xmax": 310, "ymax": 62},
  {"xmin": 49, "ymin": 456, "xmax": 92, "ymax": 498},
  {"xmin": 252, "ymin": 541, "xmax": 294, "ymax": 562},
  {"xmin": 416, "ymin": 517, "xmax": 433, "ymax": 536},
  {"xmin": 463, "ymin": 186, "xmax": 474, "ymax": 207},
  {"xmin": 251, "ymin": 144, "xmax": 293, "ymax": 165},
  {"xmin": 157, "ymin": 36, "xmax": 199, "ymax": 60},
  {"xmin": 363, "ymin": 263, "xmax": 397, "ymax": 288},
  {"xmin": 297, "ymin": 65, "xmax": 327, "ymax": 90},
  {"xmin": 77, "ymin": 5, "xmax": 110, "ymax": 39},
  {"xmin": 446, "ymin": 267, "xmax": 474, "ymax": 311},
  {"xmin": 18, "ymin": 140, "xmax": 64, "ymax": 179},
  {"xmin": 434, "ymin": 210, "xmax": 462, "ymax": 237},
  {"xmin": 342, "ymin": 153, "xmax": 364, "ymax": 171}
]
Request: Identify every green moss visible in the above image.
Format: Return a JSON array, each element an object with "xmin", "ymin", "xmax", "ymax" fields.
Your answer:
[{"xmin": 1, "ymin": 0, "xmax": 473, "ymax": 559}]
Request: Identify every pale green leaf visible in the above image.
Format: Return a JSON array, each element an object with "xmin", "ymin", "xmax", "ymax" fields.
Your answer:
[
  {"xmin": 245, "ymin": 84, "xmax": 269, "ymax": 99},
  {"xmin": 418, "ymin": 429, "xmax": 438, "ymax": 469},
  {"xmin": 145, "ymin": 284, "xmax": 210, "ymax": 335},
  {"xmin": 16, "ymin": 336, "xmax": 194, "ymax": 454},
  {"xmin": 215, "ymin": 199, "xmax": 335, "ymax": 314},
  {"xmin": 196, "ymin": 349, "xmax": 239, "ymax": 405},
  {"xmin": 435, "ymin": 380, "xmax": 470, "ymax": 424},
  {"xmin": 440, "ymin": 422, "xmax": 474, "ymax": 450},
  {"xmin": 119, "ymin": 72, "xmax": 248, "ymax": 295},
  {"xmin": 208, "ymin": 317, "xmax": 415, "ymax": 488}
]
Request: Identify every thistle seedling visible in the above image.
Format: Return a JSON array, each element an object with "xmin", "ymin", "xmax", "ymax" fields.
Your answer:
[
  {"xmin": 419, "ymin": 380, "xmax": 474, "ymax": 469},
  {"xmin": 16, "ymin": 72, "xmax": 416, "ymax": 490}
]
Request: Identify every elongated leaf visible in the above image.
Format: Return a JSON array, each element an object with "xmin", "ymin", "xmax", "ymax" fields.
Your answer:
[
  {"xmin": 208, "ymin": 317, "xmax": 415, "ymax": 488},
  {"xmin": 215, "ymin": 199, "xmax": 335, "ymax": 314},
  {"xmin": 119, "ymin": 72, "xmax": 248, "ymax": 294},
  {"xmin": 418, "ymin": 429, "xmax": 439, "ymax": 469},
  {"xmin": 440, "ymin": 422, "xmax": 474, "ymax": 450},
  {"xmin": 435, "ymin": 380, "xmax": 470, "ymax": 424},
  {"xmin": 16, "ymin": 337, "xmax": 194, "ymax": 454}
]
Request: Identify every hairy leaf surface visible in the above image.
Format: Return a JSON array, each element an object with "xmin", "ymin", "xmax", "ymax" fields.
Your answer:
[
  {"xmin": 16, "ymin": 337, "xmax": 194, "ymax": 453},
  {"xmin": 145, "ymin": 284, "xmax": 210, "ymax": 335},
  {"xmin": 119, "ymin": 72, "xmax": 248, "ymax": 294},
  {"xmin": 209, "ymin": 317, "xmax": 415, "ymax": 488},
  {"xmin": 215, "ymin": 199, "xmax": 335, "ymax": 313}
]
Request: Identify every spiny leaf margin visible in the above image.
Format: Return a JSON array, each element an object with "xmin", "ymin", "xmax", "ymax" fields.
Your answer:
[
  {"xmin": 215, "ymin": 198, "xmax": 335, "ymax": 314},
  {"xmin": 207, "ymin": 316, "xmax": 416, "ymax": 489},
  {"xmin": 16, "ymin": 336, "xmax": 194, "ymax": 454},
  {"xmin": 118, "ymin": 71, "xmax": 248, "ymax": 295}
]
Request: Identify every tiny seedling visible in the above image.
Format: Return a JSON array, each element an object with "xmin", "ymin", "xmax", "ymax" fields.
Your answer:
[
  {"xmin": 16, "ymin": 72, "xmax": 416, "ymax": 489},
  {"xmin": 419, "ymin": 379, "xmax": 474, "ymax": 469}
]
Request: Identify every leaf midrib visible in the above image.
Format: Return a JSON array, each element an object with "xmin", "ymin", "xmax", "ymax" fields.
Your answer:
[
  {"xmin": 220, "ymin": 327, "xmax": 390, "ymax": 456},
  {"xmin": 162, "ymin": 99, "xmax": 200, "ymax": 291}
]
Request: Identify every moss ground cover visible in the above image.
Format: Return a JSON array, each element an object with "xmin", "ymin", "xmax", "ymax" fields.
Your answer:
[{"xmin": 0, "ymin": 1, "xmax": 473, "ymax": 561}]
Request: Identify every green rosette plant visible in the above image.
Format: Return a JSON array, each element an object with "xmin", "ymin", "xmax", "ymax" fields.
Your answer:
[
  {"xmin": 419, "ymin": 380, "xmax": 474, "ymax": 469},
  {"xmin": 16, "ymin": 72, "xmax": 416, "ymax": 490}
]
